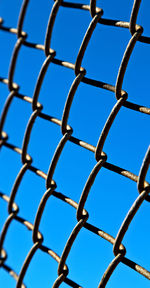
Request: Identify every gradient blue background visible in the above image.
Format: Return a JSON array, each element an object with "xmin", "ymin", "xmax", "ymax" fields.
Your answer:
[{"xmin": 0, "ymin": 0, "xmax": 149, "ymax": 287}]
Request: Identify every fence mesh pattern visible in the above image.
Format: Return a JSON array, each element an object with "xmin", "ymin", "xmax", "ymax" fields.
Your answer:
[{"xmin": 0, "ymin": 0, "xmax": 150, "ymax": 287}]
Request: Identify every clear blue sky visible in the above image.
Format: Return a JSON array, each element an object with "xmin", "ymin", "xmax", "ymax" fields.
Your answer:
[{"xmin": 0, "ymin": 1, "xmax": 149, "ymax": 288}]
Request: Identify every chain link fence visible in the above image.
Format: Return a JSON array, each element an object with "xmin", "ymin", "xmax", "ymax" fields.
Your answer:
[{"xmin": 0, "ymin": 0, "xmax": 150, "ymax": 287}]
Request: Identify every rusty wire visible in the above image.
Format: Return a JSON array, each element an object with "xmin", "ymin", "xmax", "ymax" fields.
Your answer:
[{"xmin": 0, "ymin": 0, "xmax": 149, "ymax": 287}]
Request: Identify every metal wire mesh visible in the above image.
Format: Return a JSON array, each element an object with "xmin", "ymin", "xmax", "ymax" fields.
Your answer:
[{"xmin": 0, "ymin": 0, "xmax": 150, "ymax": 287}]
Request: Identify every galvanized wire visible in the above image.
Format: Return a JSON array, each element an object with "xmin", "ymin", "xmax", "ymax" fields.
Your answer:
[{"xmin": 0, "ymin": 0, "xmax": 150, "ymax": 287}]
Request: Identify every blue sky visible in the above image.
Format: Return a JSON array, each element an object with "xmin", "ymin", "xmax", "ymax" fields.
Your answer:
[{"xmin": 0, "ymin": 1, "xmax": 149, "ymax": 288}]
